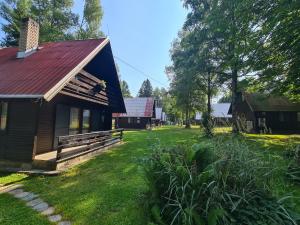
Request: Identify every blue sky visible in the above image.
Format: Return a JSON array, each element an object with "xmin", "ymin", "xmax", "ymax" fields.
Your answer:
[{"xmin": 0, "ymin": 0, "xmax": 187, "ymax": 96}]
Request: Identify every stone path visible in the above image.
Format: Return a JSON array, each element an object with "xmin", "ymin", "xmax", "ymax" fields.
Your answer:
[{"xmin": 0, "ymin": 184, "xmax": 71, "ymax": 225}]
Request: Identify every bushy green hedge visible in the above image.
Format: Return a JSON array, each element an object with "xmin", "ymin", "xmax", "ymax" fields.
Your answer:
[{"xmin": 145, "ymin": 138, "xmax": 299, "ymax": 225}]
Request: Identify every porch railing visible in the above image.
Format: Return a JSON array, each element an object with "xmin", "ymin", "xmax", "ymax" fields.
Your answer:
[{"xmin": 56, "ymin": 129, "xmax": 124, "ymax": 162}]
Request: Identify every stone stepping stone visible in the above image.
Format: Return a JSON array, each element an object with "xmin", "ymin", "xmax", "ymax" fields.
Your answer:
[
  {"xmin": 8, "ymin": 188, "xmax": 24, "ymax": 195},
  {"xmin": 26, "ymin": 198, "xmax": 44, "ymax": 207},
  {"xmin": 20, "ymin": 192, "xmax": 38, "ymax": 201},
  {"xmin": 41, "ymin": 206, "xmax": 55, "ymax": 216},
  {"xmin": 58, "ymin": 221, "xmax": 72, "ymax": 225},
  {"xmin": 48, "ymin": 214, "xmax": 62, "ymax": 222},
  {"xmin": 33, "ymin": 202, "xmax": 49, "ymax": 212},
  {"xmin": 15, "ymin": 191, "xmax": 30, "ymax": 199},
  {"xmin": 3, "ymin": 184, "xmax": 71, "ymax": 224}
]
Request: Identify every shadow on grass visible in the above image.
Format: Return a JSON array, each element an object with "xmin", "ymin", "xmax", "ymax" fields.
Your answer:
[{"xmin": 19, "ymin": 126, "xmax": 199, "ymax": 225}]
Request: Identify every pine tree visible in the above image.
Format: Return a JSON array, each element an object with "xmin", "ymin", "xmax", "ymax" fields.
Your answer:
[{"xmin": 138, "ymin": 79, "xmax": 153, "ymax": 97}]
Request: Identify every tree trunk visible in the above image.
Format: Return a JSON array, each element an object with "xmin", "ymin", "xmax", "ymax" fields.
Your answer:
[
  {"xmin": 185, "ymin": 107, "xmax": 191, "ymax": 128},
  {"xmin": 207, "ymin": 71, "xmax": 212, "ymax": 117},
  {"xmin": 231, "ymin": 69, "xmax": 239, "ymax": 133}
]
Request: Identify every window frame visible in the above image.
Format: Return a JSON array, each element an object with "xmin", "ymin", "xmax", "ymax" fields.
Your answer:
[
  {"xmin": 69, "ymin": 107, "xmax": 81, "ymax": 135},
  {"xmin": 128, "ymin": 117, "xmax": 131, "ymax": 124},
  {"xmin": 0, "ymin": 102, "xmax": 8, "ymax": 133},
  {"xmin": 82, "ymin": 109, "xmax": 91, "ymax": 133}
]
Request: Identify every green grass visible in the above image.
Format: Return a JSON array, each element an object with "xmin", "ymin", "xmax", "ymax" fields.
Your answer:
[
  {"xmin": 0, "ymin": 126, "xmax": 299, "ymax": 224},
  {"xmin": 0, "ymin": 194, "xmax": 51, "ymax": 225},
  {"xmin": 0, "ymin": 172, "xmax": 28, "ymax": 185}
]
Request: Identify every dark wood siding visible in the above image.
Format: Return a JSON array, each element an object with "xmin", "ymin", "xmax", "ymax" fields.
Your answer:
[
  {"xmin": 35, "ymin": 94, "xmax": 113, "ymax": 153},
  {"xmin": 263, "ymin": 111, "xmax": 299, "ymax": 133},
  {"xmin": 235, "ymin": 99, "xmax": 256, "ymax": 132},
  {"xmin": 116, "ymin": 117, "xmax": 151, "ymax": 129},
  {"xmin": 53, "ymin": 104, "xmax": 70, "ymax": 149},
  {"xmin": 91, "ymin": 109, "xmax": 101, "ymax": 131},
  {"xmin": 36, "ymin": 102, "xmax": 55, "ymax": 154},
  {"xmin": 0, "ymin": 101, "xmax": 37, "ymax": 162}
]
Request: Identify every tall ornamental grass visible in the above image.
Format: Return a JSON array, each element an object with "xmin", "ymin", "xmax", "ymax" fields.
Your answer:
[{"xmin": 145, "ymin": 137, "xmax": 299, "ymax": 225}]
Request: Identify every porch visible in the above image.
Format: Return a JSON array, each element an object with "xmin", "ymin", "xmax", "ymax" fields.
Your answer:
[{"xmin": 33, "ymin": 129, "xmax": 124, "ymax": 171}]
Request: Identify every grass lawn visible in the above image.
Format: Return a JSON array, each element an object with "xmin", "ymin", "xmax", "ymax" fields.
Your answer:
[{"xmin": 0, "ymin": 126, "xmax": 299, "ymax": 224}]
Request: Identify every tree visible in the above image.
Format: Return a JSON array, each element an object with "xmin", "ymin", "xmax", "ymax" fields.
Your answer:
[
  {"xmin": 250, "ymin": 0, "xmax": 300, "ymax": 101},
  {"xmin": 182, "ymin": 31, "xmax": 220, "ymax": 132},
  {"xmin": 167, "ymin": 35, "xmax": 205, "ymax": 128},
  {"xmin": 153, "ymin": 87, "xmax": 167, "ymax": 107},
  {"xmin": 0, "ymin": 0, "xmax": 32, "ymax": 46},
  {"xmin": 218, "ymin": 93, "xmax": 232, "ymax": 103},
  {"xmin": 120, "ymin": 80, "xmax": 132, "ymax": 98},
  {"xmin": 183, "ymin": 0, "xmax": 258, "ymax": 133},
  {"xmin": 0, "ymin": 0, "xmax": 78, "ymax": 46},
  {"xmin": 138, "ymin": 79, "xmax": 153, "ymax": 97},
  {"xmin": 77, "ymin": 0, "xmax": 104, "ymax": 39}
]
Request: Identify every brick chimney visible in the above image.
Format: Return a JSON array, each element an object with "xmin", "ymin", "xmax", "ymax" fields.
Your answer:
[{"xmin": 17, "ymin": 18, "xmax": 39, "ymax": 58}]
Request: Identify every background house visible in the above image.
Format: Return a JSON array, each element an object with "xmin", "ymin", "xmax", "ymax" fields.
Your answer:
[
  {"xmin": 113, "ymin": 97, "xmax": 156, "ymax": 129},
  {"xmin": 228, "ymin": 92, "xmax": 300, "ymax": 133},
  {"xmin": 0, "ymin": 18, "xmax": 125, "ymax": 163},
  {"xmin": 195, "ymin": 103, "xmax": 232, "ymax": 125},
  {"xmin": 154, "ymin": 107, "xmax": 163, "ymax": 126}
]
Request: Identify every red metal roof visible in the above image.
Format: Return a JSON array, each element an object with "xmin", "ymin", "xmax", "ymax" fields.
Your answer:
[
  {"xmin": 0, "ymin": 38, "xmax": 106, "ymax": 97},
  {"xmin": 113, "ymin": 97, "xmax": 155, "ymax": 118}
]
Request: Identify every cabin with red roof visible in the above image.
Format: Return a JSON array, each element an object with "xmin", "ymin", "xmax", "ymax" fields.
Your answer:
[
  {"xmin": 0, "ymin": 18, "xmax": 125, "ymax": 170},
  {"xmin": 113, "ymin": 97, "xmax": 156, "ymax": 129}
]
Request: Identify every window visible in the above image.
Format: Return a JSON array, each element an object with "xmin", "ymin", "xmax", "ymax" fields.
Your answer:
[
  {"xmin": 137, "ymin": 117, "xmax": 140, "ymax": 124},
  {"xmin": 0, "ymin": 102, "xmax": 8, "ymax": 131},
  {"xmin": 128, "ymin": 117, "xmax": 131, "ymax": 124},
  {"xmin": 297, "ymin": 112, "xmax": 300, "ymax": 122},
  {"xmin": 69, "ymin": 107, "xmax": 80, "ymax": 135},
  {"xmin": 82, "ymin": 109, "xmax": 91, "ymax": 133}
]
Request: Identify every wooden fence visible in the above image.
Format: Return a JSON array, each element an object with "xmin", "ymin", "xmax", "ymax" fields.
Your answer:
[{"xmin": 56, "ymin": 129, "xmax": 124, "ymax": 162}]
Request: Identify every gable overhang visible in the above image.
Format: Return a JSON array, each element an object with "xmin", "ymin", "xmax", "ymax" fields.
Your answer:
[{"xmin": 43, "ymin": 38, "xmax": 109, "ymax": 101}]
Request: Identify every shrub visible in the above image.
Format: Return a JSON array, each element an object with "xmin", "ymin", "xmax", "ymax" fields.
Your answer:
[
  {"xmin": 201, "ymin": 112, "xmax": 214, "ymax": 138},
  {"xmin": 145, "ymin": 138, "xmax": 299, "ymax": 225}
]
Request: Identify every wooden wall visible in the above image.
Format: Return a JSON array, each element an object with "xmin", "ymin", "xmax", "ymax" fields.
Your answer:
[
  {"xmin": 35, "ymin": 94, "xmax": 113, "ymax": 154},
  {"xmin": 235, "ymin": 99, "xmax": 256, "ymax": 132},
  {"xmin": 0, "ymin": 101, "xmax": 38, "ymax": 162},
  {"xmin": 258, "ymin": 111, "xmax": 300, "ymax": 133},
  {"xmin": 115, "ymin": 117, "xmax": 151, "ymax": 129}
]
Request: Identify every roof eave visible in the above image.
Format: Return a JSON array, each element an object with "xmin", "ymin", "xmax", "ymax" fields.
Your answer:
[{"xmin": 0, "ymin": 94, "xmax": 43, "ymax": 99}]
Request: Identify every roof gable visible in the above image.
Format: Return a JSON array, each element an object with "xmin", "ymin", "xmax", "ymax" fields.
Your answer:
[
  {"xmin": 155, "ymin": 107, "xmax": 163, "ymax": 120},
  {"xmin": 195, "ymin": 103, "xmax": 232, "ymax": 119},
  {"xmin": 113, "ymin": 97, "xmax": 154, "ymax": 117},
  {"xmin": 0, "ymin": 39, "xmax": 107, "ymax": 98},
  {"xmin": 244, "ymin": 93, "xmax": 300, "ymax": 112}
]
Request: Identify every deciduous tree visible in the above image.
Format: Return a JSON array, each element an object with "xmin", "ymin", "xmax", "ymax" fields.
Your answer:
[
  {"xmin": 0, "ymin": 0, "xmax": 78, "ymax": 46},
  {"xmin": 77, "ymin": 0, "xmax": 104, "ymax": 39}
]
